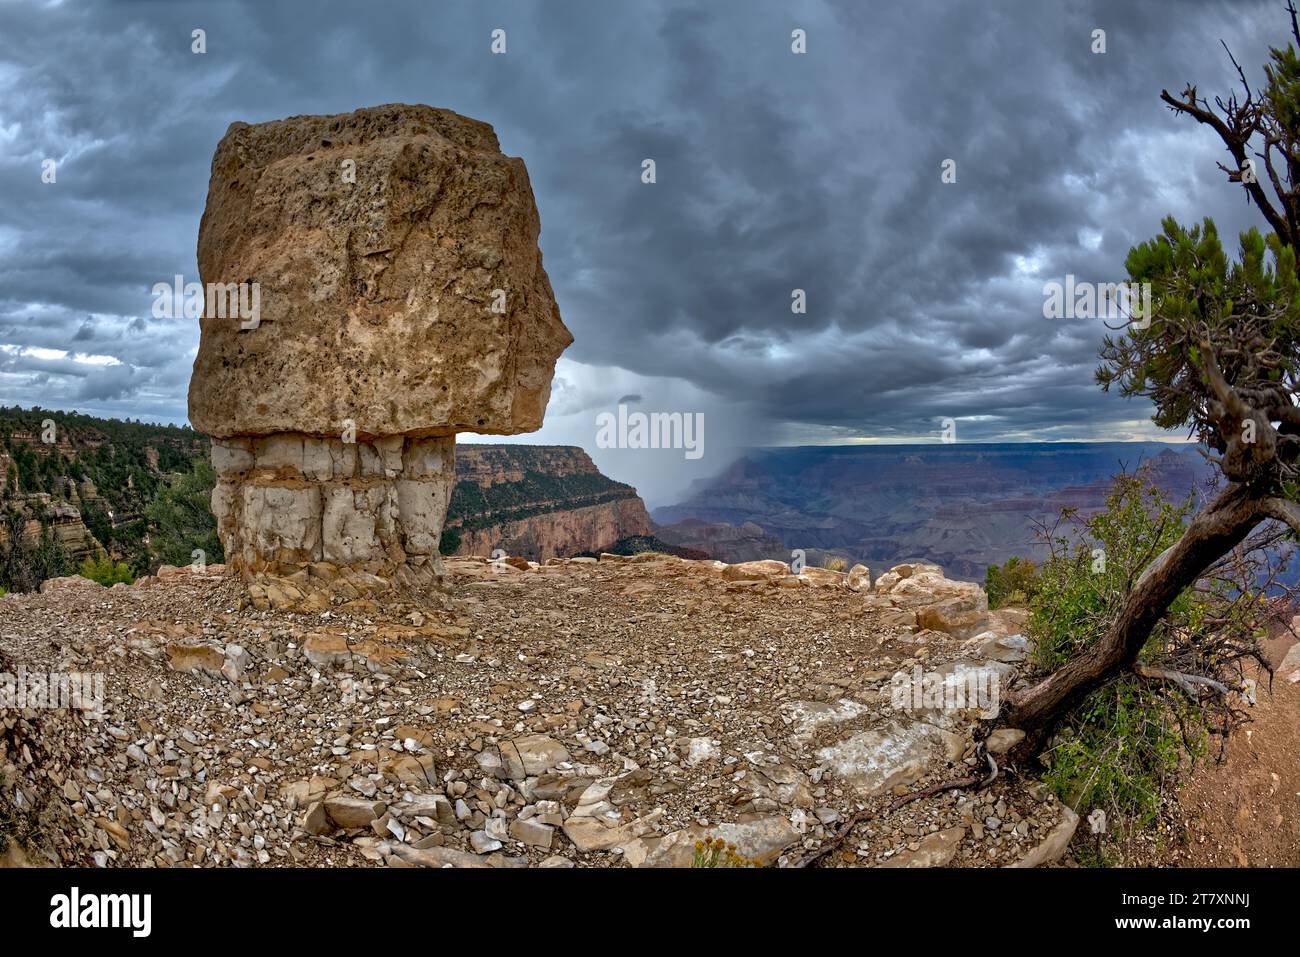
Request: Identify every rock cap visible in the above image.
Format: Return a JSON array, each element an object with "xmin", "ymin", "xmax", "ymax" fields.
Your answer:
[{"xmin": 188, "ymin": 103, "xmax": 572, "ymax": 439}]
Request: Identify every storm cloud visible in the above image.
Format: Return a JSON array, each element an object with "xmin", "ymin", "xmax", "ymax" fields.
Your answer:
[{"xmin": 0, "ymin": 0, "xmax": 1287, "ymax": 503}]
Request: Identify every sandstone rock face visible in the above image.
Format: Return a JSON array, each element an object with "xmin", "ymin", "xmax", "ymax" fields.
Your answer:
[
  {"xmin": 454, "ymin": 498, "xmax": 652, "ymax": 562},
  {"xmin": 876, "ymin": 564, "xmax": 989, "ymax": 638},
  {"xmin": 0, "ymin": 493, "xmax": 104, "ymax": 565},
  {"xmin": 189, "ymin": 105, "xmax": 572, "ymax": 594},
  {"xmin": 446, "ymin": 445, "xmax": 653, "ymax": 561},
  {"xmin": 879, "ymin": 826, "xmax": 966, "ymax": 868},
  {"xmin": 721, "ymin": 559, "xmax": 790, "ymax": 582},
  {"xmin": 1281, "ymin": 640, "xmax": 1300, "ymax": 682},
  {"xmin": 210, "ymin": 434, "xmax": 453, "ymax": 578}
]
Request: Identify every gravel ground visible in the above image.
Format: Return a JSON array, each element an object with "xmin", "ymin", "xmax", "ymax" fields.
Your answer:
[{"xmin": 0, "ymin": 555, "xmax": 1075, "ymax": 868}]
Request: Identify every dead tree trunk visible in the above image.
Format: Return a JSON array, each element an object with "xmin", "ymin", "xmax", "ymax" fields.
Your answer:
[{"xmin": 1002, "ymin": 484, "xmax": 1263, "ymax": 757}]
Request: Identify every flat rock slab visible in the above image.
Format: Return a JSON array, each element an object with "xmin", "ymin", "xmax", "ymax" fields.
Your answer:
[
  {"xmin": 971, "ymin": 632, "xmax": 1032, "ymax": 664},
  {"xmin": 324, "ymin": 796, "xmax": 387, "ymax": 829},
  {"xmin": 1279, "ymin": 641, "xmax": 1300, "ymax": 679},
  {"xmin": 501, "ymin": 734, "xmax": 572, "ymax": 781},
  {"xmin": 1007, "ymin": 805, "xmax": 1079, "ymax": 868},
  {"xmin": 816, "ymin": 719, "xmax": 963, "ymax": 796},
  {"xmin": 888, "ymin": 658, "xmax": 1014, "ymax": 722},
  {"xmin": 387, "ymin": 843, "xmax": 492, "ymax": 868},
  {"xmin": 622, "ymin": 814, "xmax": 802, "ymax": 868},
  {"xmin": 561, "ymin": 777, "xmax": 661, "ymax": 852},
  {"xmin": 879, "ymin": 826, "xmax": 967, "ymax": 868},
  {"xmin": 782, "ymin": 698, "xmax": 872, "ymax": 745}
]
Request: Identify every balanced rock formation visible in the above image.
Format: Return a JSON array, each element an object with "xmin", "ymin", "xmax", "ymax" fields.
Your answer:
[{"xmin": 188, "ymin": 104, "xmax": 572, "ymax": 597}]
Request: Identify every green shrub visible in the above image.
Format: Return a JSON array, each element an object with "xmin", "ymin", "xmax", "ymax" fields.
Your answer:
[
  {"xmin": 984, "ymin": 556, "xmax": 1040, "ymax": 609},
  {"xmin": 0, "ymin": 510, "xmax": 68, "ymax": 593},
  {"xmin": 822, "ymin": 556, "xmax": 848, "ymax": 572},
  {"xmin": 1026, "ymin": 472, "xmax": 1264, "ymax": 843},
  {"xmin": 1042, "ymin": 676, "xmax": 1202, "ymax": 835},
  {"xmin": 145, "ymin": 458, "xmax": 223, "ymax": 570},
  {"xmin": 438, "ymin": 526, "xmax": 461, "ymax": 556},
  {"xmin": 1029, "ymin": 475, "xmax": 1192, "ymax": 673},
  {"xmin": 77, "ymin": 555, "xmax": 134, "ymax": 586}
]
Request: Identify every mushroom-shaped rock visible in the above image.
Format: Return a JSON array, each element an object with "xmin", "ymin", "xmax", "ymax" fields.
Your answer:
[{"xmin": 188, "ymin": 104, "xmax": 572, "ymax": 589}]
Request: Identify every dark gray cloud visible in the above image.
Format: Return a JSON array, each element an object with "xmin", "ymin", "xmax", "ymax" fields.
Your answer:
[{"xmin": 0, "ymin": 0, "xmax": 1289, "ymax": 500}]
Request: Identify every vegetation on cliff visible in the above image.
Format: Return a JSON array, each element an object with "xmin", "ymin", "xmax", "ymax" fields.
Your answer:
[
  {"xmin": 440, "ymin": 469, "xmax": 642, "ymax": 553},
  {"xmin": 0, "ymin": 407, "xmax": 650, "ymax": 584},
  {"xmin": 574, "ymin": 534, "xmax": 711, "ymax": 561},
  {"xmin": 0, "ymin": 405, "xmax": 204, "ymax": 496},
  {"xmin": 0, "ymin": 506, "xmax": 69, "ymax": 593},
  {"xmin": 0, "ymin": 405, "xmax": 209, "ymax": 588},
  {"xmin": 76, "ymin": 555, "xmax": 136, "ymax": 587},
  {"xmin": 1022, "ymin": 473, "xmax": 1282, "ymax": 841},
  {"xmin": 984, "ymin": 556, "xmax": 1041, "ymax": 610},
  {"xmin": 1001, "ymin": 10, "xmax": 1300, "ymax": 771},
  {"xmin": 144, "ymin": 459, "xmax": 224, "ymax": 570}
]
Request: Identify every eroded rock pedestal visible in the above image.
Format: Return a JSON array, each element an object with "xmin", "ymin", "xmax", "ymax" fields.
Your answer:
[
  {"xmin": 189, "ymin": 104, "xmax": 572, "ymax": 607},
  {"xmin": 211, "ymin": 435, "xmax": 452, "ymax": 593}
]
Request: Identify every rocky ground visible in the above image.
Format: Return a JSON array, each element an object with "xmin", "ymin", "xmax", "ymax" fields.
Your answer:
[{"xmin": 0, "ymin": 554, "xmax": 1078, "ymax": 869}]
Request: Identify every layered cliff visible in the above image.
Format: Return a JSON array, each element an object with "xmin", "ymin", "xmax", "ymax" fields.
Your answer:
[
  {"xmin": 655, "ymin": 518, "xmax": 786, "ymax": 563},
  {"xmin": 0, "ymin": 407, "xmax": 212, "ymax": 591},
  {"xmin": 0, "ymin": 492, "xmax": 103, "ymax": 563},
  {"xmin": 445, "ymin": 445, "xmax": 653, "ymax": 561}
]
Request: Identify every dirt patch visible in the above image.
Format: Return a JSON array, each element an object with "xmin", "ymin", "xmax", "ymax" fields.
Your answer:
[{"xmin": 1137, "ymin": 633, "xmax": 1300, "ymax": 866}]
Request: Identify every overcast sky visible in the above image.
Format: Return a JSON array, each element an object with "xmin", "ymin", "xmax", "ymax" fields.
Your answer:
[{"xmin": 0, "ymin": 0, "xmax": 1289, "ymax": 504}]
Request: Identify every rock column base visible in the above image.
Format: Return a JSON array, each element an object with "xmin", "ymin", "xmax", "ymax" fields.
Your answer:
[{"xmin": 210, "ymin": 434, "xmax": 454, "ymax": 609}]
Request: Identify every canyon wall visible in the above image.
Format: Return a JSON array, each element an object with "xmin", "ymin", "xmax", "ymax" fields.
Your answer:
[
  {"xmin": 655, "ymin": 518, "xmax": 785, "ymax": 563},
  {"xmin": 0, "ymin": 409, "xmax": 206, "ymax": 573},
  {"xmin": 0, "ymin": 492, "xmax": 103, "ymax": 563},
  {"xmin": 446, "ymin": 445, "xmax": 652, "ymax": 561},
  {"xmin": 454, "ymin": 497, "xmax": 652, "ymax": 561}
]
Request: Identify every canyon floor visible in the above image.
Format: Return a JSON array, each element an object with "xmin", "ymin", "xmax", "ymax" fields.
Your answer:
[{"xmin": 0, "ymin": 552, "xmax": 1214, "ymax": 870}]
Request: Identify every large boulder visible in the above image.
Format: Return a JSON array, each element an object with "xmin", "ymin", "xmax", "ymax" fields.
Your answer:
[
  {"xmin": 877, "ymin": 564, "xmax": 989, "ymax": 638},
  {"xmin": 189, "ymin": 104, "xmax": 572, "ymax": 439},
  {"xmin": 721, "ymin": 559, "xmax": 790, "ymax": 582}
]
